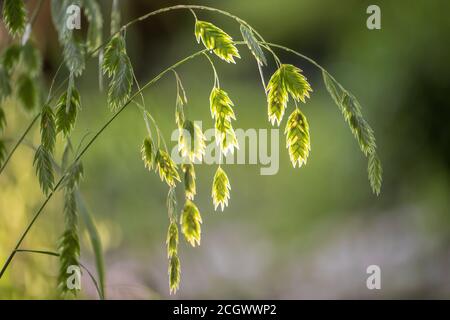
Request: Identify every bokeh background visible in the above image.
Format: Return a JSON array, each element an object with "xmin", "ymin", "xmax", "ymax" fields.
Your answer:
[{"xmin": 0, "ymin": 0, "xmax": 449, "ymax": 299}]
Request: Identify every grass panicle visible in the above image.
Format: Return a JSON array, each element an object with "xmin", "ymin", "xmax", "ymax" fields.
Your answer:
[
  {"xmin": 212, "ymin": 166, "xmax": 231, "ymax": 211},
  {"xmin": 180, "ymin": 199, "xmax": 202, "ymax": 247}
]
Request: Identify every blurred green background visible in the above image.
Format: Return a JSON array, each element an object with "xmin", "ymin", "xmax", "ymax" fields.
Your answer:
[{"xmin": 0, "ymin": 0, "xmax": 449, "ymax": 299}]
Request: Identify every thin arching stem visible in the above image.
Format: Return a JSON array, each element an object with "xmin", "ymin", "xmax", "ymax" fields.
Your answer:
[
  {"xmin": 131, "ymin": 70, "xmax": 153, "ymax": 138},
  {"xmin": 202, "ymin": 52, "xmax": 220, "ymax": 88},
  {"xmin": 0, "ymin": 67, "xmax": 68, "ymax": 176},
  {"xmin": 1, "ymin": 3, "xmax": 353, "ymax": 284},
  {"xmin": 265, "ymin": 42, "xmax": 347, "ymax": 92},
  {"xmin": 1, "ymin": 4, "xmax": 277, "ymax": 175},
  {"xmin": 0, "ymin": 48, "xmax": 210, "ymax": 279},
  {"xmin": 15, "ymin": 249, "xmax": 104, "ymax": 300},
  {"xmin": 0, "ymin": 114, "xmax": 38, "ymax": 175}
]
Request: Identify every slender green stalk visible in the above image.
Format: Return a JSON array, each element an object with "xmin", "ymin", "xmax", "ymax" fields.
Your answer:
[
  {"xmin": 0, "ymin": 71, "xmax": 68, "ymax": 176},
  {"xmin": 15, "ymin": 249, "xmax": 104, "ymax": 299},
  {"xmin": 0, "ymin": 4, "xmax": 354, "ymax": 291},
  {"xmin": 0, "ymin": 48, "xmax": 209, "ymax": 280},
  {"xmin": 0, "ymin": 114, "xmax": 39, "ymax": 175},
  {"xmin": 1, "ymin": 5, "xmax": 272, "ymax": 175},
  {"xmin": 265, "ymin": 42, "xmax": 347, "ymax": 92}
]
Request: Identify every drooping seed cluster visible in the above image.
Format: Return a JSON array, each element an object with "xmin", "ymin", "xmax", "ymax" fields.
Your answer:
[{"xmin": 0, "ymin": 2, "xmax": 383, "ymax": 298}]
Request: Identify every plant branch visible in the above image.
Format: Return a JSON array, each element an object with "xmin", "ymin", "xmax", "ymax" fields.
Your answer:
[
  {"xmin": 0, "ymin": 114, "xmax": 39, "ymax": 175},
  {"xmin": 0, "ymin": 48, "xmax": 210, "ymax": 280},
  {"xmin": 1, "ymin": 4, "xmax": 274, "ymax": 176},
  {"xmin": 15, "ymin": 249, "xmax": 104, "ymax": 299}
]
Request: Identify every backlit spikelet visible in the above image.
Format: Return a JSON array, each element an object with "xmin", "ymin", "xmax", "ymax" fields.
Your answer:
[
  {"xmin": 240, "ymin": 24, "xmax": 267, "ymax": 66},
  {"xmin": 210, "ymin": 88, "xmax": 238, "ymax": 155},
  {"xmin": 33, "ymin": 145, "xmax": 54, "ymax": 195},
  {"xmin": 180, "ymin": 199, "xmax": 202, "ymax": 247},
  {"xmin": 340, "ymin": 94, "xmax": 376, "ymax": 156},
  {"xmin": 322, "ymin": 71, "xmax": 382, "ymax": 195},
  {"xmin": 168, "ymin": 254, "xmax": 180, "ymax": 295},
  {"xmin": 102, "ymin": 35, "xmax": 133, "ymax": 111},
  {"xmin": 282, "ymin": 64, "xmax": 312, "ymax": 103},
  {"xmin": 175, "ymin": 94, "xmax": 186, "ymax": 128},
  {"xmin": 195, "ymin": 20, "xmax": 240, "ymax": 63},
  {"xmin": 182, "ymin": 164, "xmax": 196, "ymax": 200},
  {"xmin": 267, "ymin": 66, "xmax": 288, "ymax": 126},
  {"xmin": 58, "ymin": 163, "xmax": 83, "ymax": 297},
  {"xmin": 40, "ymin": 104, "xmax": 56, "ymax": 153},
  {"xmin": 212, "ymin": 166, "xmax": 231, "ymax": 211},
  {"xmin": 55, "ymin": 88, "xmax": 81, "ymax": 136},
  {"xmin": 155, "ymin": 149, "xmax": 180, "ymax": 187},
  {"xmin": 178, "ymin": 120, "xmax": 206, "ymax": 162},
  {"xmin": 141, "ymin": 137, "xmax": 155, "ymax": 170},
  {"xmin": 267, "ymin": 64, "xmax": 312, "ymax": 126},
  {"xmin": 166, "ymin": 221, "xmax": 179, "ymax": 259},
  {"xmin": 285, "ymin": 108, "xmax": 311, "ymax": 168}
]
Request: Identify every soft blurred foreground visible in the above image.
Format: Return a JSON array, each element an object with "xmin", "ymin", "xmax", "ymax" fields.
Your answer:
[{"xmin": 0, "ymin": 0, "xmax": 449, "ymax": 299}]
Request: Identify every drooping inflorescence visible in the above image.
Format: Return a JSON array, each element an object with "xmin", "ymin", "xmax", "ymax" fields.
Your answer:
[{"xmin": 0, "ymin": 2, "xmax": 383, "ymax": 298}]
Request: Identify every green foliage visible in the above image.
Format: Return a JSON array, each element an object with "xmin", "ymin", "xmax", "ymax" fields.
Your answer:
[
  {"xmin": 141, "ymin": 137, "xmax": 155, "ymax": 170},
  {"xmin": 174, "ymin": 78, "xmax": 187, "ymax": 128},
  {"xmin": 182, "ymin": 164, "xmax": 196, "ymax": 200},
  {"xmin": 143, "ymin": 141, "xmax": 180, "ymax": 186},
  {"xmin": 63, "ymin": 36, "xmax": 85, "ymax": 77},
  {"xmin": 368, "ymin": 152, "xmax": 383, "ymax": 196},
  {"xmin": 0, "ymin": 67, "xmax": 11, "ymax": 101},
  {"xmin": 40, "ymin": 104, "xmax": 56, "ymax": 153},
  {"xmin": 51, "ymin": 0, "xmax": 71, "ymax": 41},
  {"xmin": 21, "ymin": 41, "xmax": 42, "ymax": 77},
  {"xmin": 322, "ymin": 70, "xmax": 341, "ymax": 106},
  {"xmin": 155, "ymin": 149, "xmax": 181, "ymax": 187},
  {"xmin": 76, "ymin": 192, "xmax": 105, "ymax": 299},
  {"xmin": 212, "ymin": 166, "xmax": 231, "ymax": 211},
  {"xmin": 102, "ymin": 35, "xmax": 133, "ymax": 111},
  {"xmin": 55, "ymin": 88, "xmax": 81, "ymax": 136},
  {"xmin": 1, "ymin": 44, "xmax": 21, "ymax": 74},
  {"xmin": 1, "ymin": 4, "xmax": 385, "ymax": 298},
  {"xmin": 51, "ymin": 0, "xmax": 85, "ymax": 75},
  {"xmin": 33, "ymin": 145, "xmax": 54, "ymax": 195},
  {"xmin": 267, "ymin": 64, "xmax": 312, "ymax": 126},
  {"xmin": 180, "ymin": 199, "xmax": 202, "ymax": 247},
  {"xmin": 63, "ymin": 161, "xmax": 84, "ymax": 191},
  {"xmin": 322, "ymin": 70, "xmax": 382, "ymax": 194},
  {"xmin": 175, "ymin": 95, "xmax": 186, "ymax": 128},
  {"xmin": 267, "ymin": 66, "xmax": 288, "ymax": 126},
  {"xmin": 340, "ymin": 94, "xmax": 376, "ymax": 156},
  {"xmin": 167, "ymin": 187, "xmax": 177, "ymax": 220},
  {"xmin": 178, "ymin": 120, "xmax": 206, "ymax": 163},
  {"xmin": 83, "ymin": 0, "xmax": 103, "ymax": 53},
  {"xmin": 168, "ymin": 254, "xmax": 180, "ymax": 295},
  {"xmin": 57, "ymin": 228, "xmax": 80, "ymax": 296},
  {"xmin": 240, "ymin": 24, "xmax": 267, "ymax": 66},
  {"xmin": 17, "ymin": 74, "xmax": 38, "ymax": 111},
  {"xmin": 166, "ymin": 221, "xmax": 179, "ymax": 258},
  {"xmin": 2, "ymin": 0, "xmax": 27, "ymax": 37},
  {"xmin": 282, "ymin": 64, "xmax": 312, "ymax": 103},
  {"xmin": 102, "ymin": 36, "xmax": 122, "ymax": 76},
  {"xmin": 195, "ymin": 20, "xmax": 240, "ymax": 63},
  {"xmin": 285, "ymin": 108, "xmax": 310, "ymax": 168},
  {"xmin": 58, "ymin": 161, "xmax": 83, "ymax": 296},
  {"xmin": 210, "ymin": 88, "xmax": 238, "ymax": 155}
]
